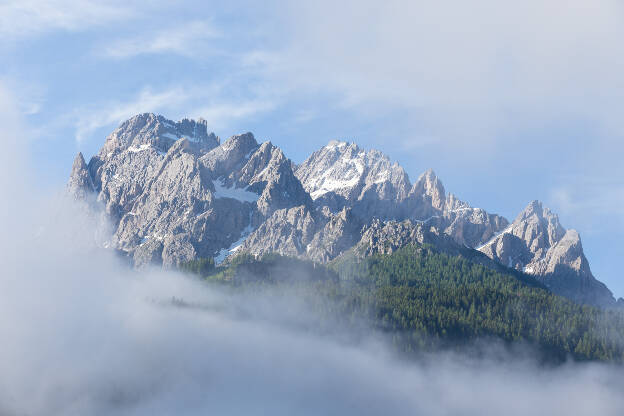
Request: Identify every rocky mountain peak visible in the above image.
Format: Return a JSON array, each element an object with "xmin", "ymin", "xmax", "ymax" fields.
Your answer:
[
  {"xmin": 295, "ymin": 140, "xmax": 411, "ymax": 217},
  {"xmin": 72, "ymin": 151, "xmax": 88, "ymax": 172},
  {"xmin": 411, "ymin": 168, "xmax": 446, "ymax": 211},
  {"xmin": 200, "ymin": 132, "xmax": 258, "ymax": 177},
  {"xmin": 478, "ymin": 200, "xmax": 614, "ymax": 306},
  {"xmin": 512, "ymin": 200, "xmax": 566, "ymax": 249},
  {"xmin": 221, "ymin": 132, "xmax": 257, "ymax": 153},
  {"xmin": 68, "ymin": 152, "xmax": 94, "ymax": 198},
  {"xmin": 519, "ymin": 200, "xmax": 558, "ymax": 223},
  {"xmin": 99, "ymin": 113, "xmax": 219, "ymax": 158},
  {"xmin": 327, "ymin": 139, "xmax": 349, "ymax": 146}
]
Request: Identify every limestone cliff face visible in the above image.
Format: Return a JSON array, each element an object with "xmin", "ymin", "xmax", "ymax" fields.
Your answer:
[
  {"xmin": 69, "ymin": 113, "xmax": 616, "ymax": 307},
  {"xmin": 407, "ymin": 169, "xmax": 509, "ymax": 248},
  {"xmin": 295, "ymin": 143, "xmax": 509, "ymax": 249},
  {"xmin": 478, "ymin": 200, "xmax": 614, "ymax": 306},
  {"xmin": 77, "ymin": 114, "xmax": 306, "ymax": 267},
  {"xmin": 238, "ymin": 206, "xmax": 362, "ymax": 263}
]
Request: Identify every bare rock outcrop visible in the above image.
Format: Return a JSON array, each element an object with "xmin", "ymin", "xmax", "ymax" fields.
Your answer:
[{"xmin": 478, "ymin": 200, "xmax": 615, "ymax": 306}]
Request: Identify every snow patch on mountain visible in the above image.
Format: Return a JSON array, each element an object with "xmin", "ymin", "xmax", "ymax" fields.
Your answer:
[
  {"xmin": 296, "ymin": 140, "xmax": 409, "ymax": 205},
  {"xmin": 212, "ymin": 179, "xmax": 259, "ymax": 203},
  {"xmin": 310, "ymin": 176, "xmax": 361, "ymax": 199},
  {"xmin": 215, "ymin": 223, "xmax": 255, "ymax": 264},
  {"xmin": 127, "ymin": 144, "xmax": 151, "ymax": 153}
]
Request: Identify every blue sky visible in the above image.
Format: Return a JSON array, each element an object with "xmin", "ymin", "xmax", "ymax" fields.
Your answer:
[{"xmin": 1, "ymin": 0, "xmax": 623, "ymax": 296}]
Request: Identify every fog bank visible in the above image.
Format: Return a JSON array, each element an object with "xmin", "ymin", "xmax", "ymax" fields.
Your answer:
[{"xmin": 0, "ymin": 93, "xmax": 623, "ymax": 415}]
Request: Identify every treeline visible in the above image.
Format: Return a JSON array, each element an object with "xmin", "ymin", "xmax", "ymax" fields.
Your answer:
[{"xmin": 180, "ymin": 245, "xmax": 624, "ymax": 363}]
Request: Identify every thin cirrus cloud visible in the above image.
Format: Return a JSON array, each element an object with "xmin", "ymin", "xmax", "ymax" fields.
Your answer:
[
  {"xmin": 550, "ymin": 180, "xmax": 624, "ymax": 232},
  {"xmin": 101, "ymin": 21, "xmax": 220, "ymax": 59},
  {"xmin": 190, "ymin": 99, "xmax": 276, "ymax": 131},
  {"xmin": 72, "ymin": 85, "xmax": 275, "ymax": 144},
  {"xmin": 73, "ymin": 87, "xmax": 191, "ymax": 144},
  {"xmin": 0, "ymin": 0, "xmax": 138, "ymax": 40}
]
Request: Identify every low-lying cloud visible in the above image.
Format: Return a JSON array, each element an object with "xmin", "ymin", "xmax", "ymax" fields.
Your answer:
[{"xmin": 1, "ymin": 89, "xmax": 624, "ymax": 416}]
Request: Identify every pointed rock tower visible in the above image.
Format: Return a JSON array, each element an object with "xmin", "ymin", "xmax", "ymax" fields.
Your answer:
[{"xmin": 67, "ymin": 152, "xmax": 95, "ymax": 199}]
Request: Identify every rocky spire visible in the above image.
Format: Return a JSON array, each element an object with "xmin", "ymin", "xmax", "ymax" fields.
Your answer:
[
  {"xmin": 67, "ymin": 152, "xmax": 94, "ymax": 199},
  {"xmin": 99, "ymin": 113, "xmax": 219, "ymax": 158},
  {"xmin": 200, "ymin": 132, "xmax": 259, "ymax": 176},
  {"xmin": 410, "ymin": 168, "xmax": 446, "ymax": 211}
]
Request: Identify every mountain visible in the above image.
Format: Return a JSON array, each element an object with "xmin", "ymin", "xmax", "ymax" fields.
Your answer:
[
  {"xmin": 295, "ymin": 140, "xmax": 411, "ymax": 219},
  {"xmin": 69, "ymin": 113, "xmax": 619, "ymax": 307},
  {"xmin": 71, "ymin": 113, "xmax": 307, "ymax": 267},
  {"xmin": 477, "ymin": 200, "xmax": 614, "ymax": 306},
  {"xmin": 294, "ymin": 142, "xmax": 508, "ymax": 248},
  {"xmin": 68, "ymin": 152, "xmax": 94, "ymax": 198}
]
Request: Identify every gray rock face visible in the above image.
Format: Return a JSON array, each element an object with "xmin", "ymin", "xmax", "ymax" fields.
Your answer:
[
  {"xmin": 408, "ymin": 169, "xmax": 510, "ymax": 248},
  {"xmin": 355, "ymin": 219, "xmax": 447, "ymax": 257},
  {"xmin": 68, "ymin": 114, "xmax": 617, "ymax": 307},
  {"xmin": 97, "ymin": 112, "xmax": 218, "ymax": 159},
  {"xmin": 295, "ymin": 140, "xmax": 411, "ymax": 220},
  {"xmin": 410, "ymin": 168, "xmax": 448, "ymax": 213},
  {"xmin": 295, "ymin": 143, "xmax": 509, "ymax": 248},
  {"xmin": 238, "ymin": 205, "xmax": 318, "ymax": 259},
  {"xmin": 237, "ymin": 206, "xmax": 361, "ymax": 263},
  {"xmin": 352, "ymin": 219, "xmax": 523, "ymax": 275},
  {"xmin": 76, "ymin": 114, "xmax": 306, "ymax": 267},
  {"xmin": 68, "ymin": 152, "xmax": 94, "ymax": 199},
  {"xmin": 201, "ymin": 136, "xmax": 312, "ymax": 222},
  {"xmin": 87, "ymin": 113, "xmax": 218, "ymax": 225},
  {"xmin": 478, "ymin": 200, "xmax": 615, "ymax": 306},
  {"xmin": 305, "ymin": 207, "xmax": 362, "ymax": 262}
]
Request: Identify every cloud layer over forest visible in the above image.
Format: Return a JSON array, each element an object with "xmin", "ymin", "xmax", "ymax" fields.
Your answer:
[{"xmin": 0, "ymin": 87, "xmax": 623, "ymax": 415}]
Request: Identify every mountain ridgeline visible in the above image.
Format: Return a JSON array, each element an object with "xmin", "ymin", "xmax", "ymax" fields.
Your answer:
[{"xmin": 69, "ymin": 113, "xmax": 621, "ymax": 308}]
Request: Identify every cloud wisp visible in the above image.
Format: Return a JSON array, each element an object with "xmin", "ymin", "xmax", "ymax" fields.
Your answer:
[
  {"xmin": 0, "ymin": 0, "xmax": 138, "ymax": 41},
  {"xmin": 71, "ymin": 83, "xmax": 275, "ymax": 144},
  {"xmin": 2, "ymin": 195, "xmax": 624, "ymax": 416},
  {"xmin": 102, "ymin": 20, "xmax": 220, "ymax": 59},
  {"xmin": 73, "ymin": 87, "xmax": 191, "ymax": 144}
]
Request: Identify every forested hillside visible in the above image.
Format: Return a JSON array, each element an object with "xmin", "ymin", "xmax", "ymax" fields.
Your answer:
[{"xmin": 182, "ymin": 245, "xmax": 624, "ymax": 363}]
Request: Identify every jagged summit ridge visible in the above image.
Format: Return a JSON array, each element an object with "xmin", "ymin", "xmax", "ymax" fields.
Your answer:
[
  {"xmin": 295, "ymin": 140, "xmax": 411, "ymax": 215},
  {"xmin": 76, "ymin": 123, "xmax": 509, "ymax": 266},
  {"xmin": 69, "ymin": 114, "xmax": 617, "ymax": 307},
  {"xmin": 478, "ymin": 200, "xmax": 614, "ymax": 306},
  {"xmin": 76, "ymin": 115, "xmax": 307, "ymax": 267},
  {"xmin": 99, "ymin": 113, "xmax": 219, "ymax": 159},
  {"xmin": 294, "ymin": 141, "xmax": 508, "ymax": 247}
]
